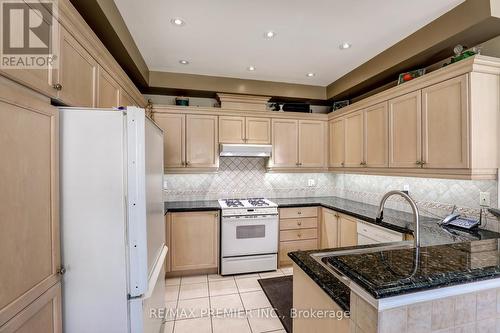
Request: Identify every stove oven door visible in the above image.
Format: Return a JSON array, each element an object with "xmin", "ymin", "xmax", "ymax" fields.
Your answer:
[{"xmin": 222, "ymin": 214, "xmax": 278, "ymax": 257}]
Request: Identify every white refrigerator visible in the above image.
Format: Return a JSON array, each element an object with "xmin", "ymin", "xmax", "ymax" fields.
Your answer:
[{"xmin": 59, "ymin": 107, "xmax": 167, "ymax": 333}]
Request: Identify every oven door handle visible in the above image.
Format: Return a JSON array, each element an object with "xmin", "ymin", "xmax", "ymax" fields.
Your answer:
[{"xmin": 222, "ymin": 214, "xmax": 278, "ymax": 222}]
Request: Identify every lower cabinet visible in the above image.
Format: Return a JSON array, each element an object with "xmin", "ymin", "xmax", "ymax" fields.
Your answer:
[
  {"xmin": 338, "ymin": 214, "xmax": 358, "ymax": 247},
  {"xmin": 0, "ymin": 283, "xmax": 62, "ymax": 333},
  {"xmin": 279, "ymin": 207, "xmax": 319, "ymax": 267},
  {"xmin": 320, "ymin": 209, "xmax": 339, "ymax": 248},
  {"xmin": 357, "ymin": 221, "xmax": 404, "ymax": 245},
  {"xmin": 166, "ymin": 211, "xmax": 219, "ymax": 273}
]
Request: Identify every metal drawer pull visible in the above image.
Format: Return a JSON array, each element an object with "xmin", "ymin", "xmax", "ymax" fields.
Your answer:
[{"xmin": 297, "ymin": 221, "xmax": 302, "ymax": 226}]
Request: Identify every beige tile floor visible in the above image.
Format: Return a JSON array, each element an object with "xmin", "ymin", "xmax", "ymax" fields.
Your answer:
[{"xmin": 163, "ymin": 267, "xmax": 293, "ymax": 333}]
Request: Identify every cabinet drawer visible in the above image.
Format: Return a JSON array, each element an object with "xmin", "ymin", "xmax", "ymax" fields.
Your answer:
[
  {"xmin": 357, "ymin": 221, "xmax": 403, "ymax": 243},
  {"xmin": 280, "ymin": 217, "xmax": 317, "ymax": 230},
  {"xmin": 280, "ymin": 207, "xmax": 318, "ymax": 219},
  {"xmin": 279, "ymin": 239, "xmax": 318, "ymax": 262},
  {"xmin": 280, "ymin": 228, "xmax": 317, "ymax": 242}
]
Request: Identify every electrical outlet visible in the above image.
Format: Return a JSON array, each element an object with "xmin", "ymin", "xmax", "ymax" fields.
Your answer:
[
  {"xmin": 403, "ymin": 184, "xmax": 410, "ymax": 193},
  {"xmin": 163, "ymin": 180, "xmax": 168, "ymax": 189},
  {"xmin": 308, "ymin": 179, "xmax": 316, "ymax": 187},
  {"xmin": 480, "ymin": 192, "xmax": 491, "ymax": 207}
]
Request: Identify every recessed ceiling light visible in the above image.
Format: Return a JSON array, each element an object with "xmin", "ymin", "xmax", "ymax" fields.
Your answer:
[
  {"xmin": 306, "ymin": 72, "xmax": 315, "ymax": 77},
  {"xmin": 179, "ymin": 60, "xmax": 189, "ymax": 65},
  {"xmin": 247, "ymin": 66, "xmax": 256, "ymax": 71},
  {"xmin": 339, "ymin": 42, "xmax": 351, "ymax": 50},
  {"xmin": 264, "ymin": 31, "xmax": 277, "ymax": 39},
  {"xmin": 171, "ymin": 18, "xmax": 185, "ymax": 26}
]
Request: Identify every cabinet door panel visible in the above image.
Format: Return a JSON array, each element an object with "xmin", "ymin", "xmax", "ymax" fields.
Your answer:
[
  {"xmin": 153, "ymin": 113, "xmax": 185, "ymax": 169},
  {"xmin": 169, "ymin": 212, "xmax": 219, "ymax": 271},
  {"xmin": 271, "ymin": 119, "xmax": 298, "ymax": 168},
  {"xmin": 0, "ymin": 4, "xmax": 57, "ymax": 98},
  {"xmin": 246, "ymin": 117, "xmax": 271, "ymax": 144},
  {"xmin": 299, "ymin": 120, "xmax": 326, "ymax": 168},
  {"xmin": 97, "ymin": 67, "xmax": 120, "ymax": 108},
  {"xmin": 119, "ymin": 89, "xmax": 137, "ymax": 107},
  {"xmin": 388, "ymin": 91, "xmax": 422, "ymax": 168},
  {"xmin": 58, "ymin": 28, "xmax": 97, "ymax": 107},
  {"xmin": 219, "ymin": 116, "xmax": 245, "ymax": 143},
  {"xmin": 0, "ymin": 79, "xmax": 60, "ymax": 326},
  {"xmin": 321, "ymin": 209, "xmax": 338, "ymax": 249},
  {"xmin": 329, "ymin": 118, "xmax": 345, "ymax": 167},
  {"xmin": 344, "ymin": 111, "xmax": 364, "ymax": 167},
  {"xmin": 186, "ymin": 115, "xmax": 218, "ymax": 168},
  {"xmin": 364, "ymin": 102, "xmax": 388, "ymax": 167},
  {"xmin": 422, "ymin": 75, "xmax": 469, "ymax": 168},
  {"xmin": 339, "ymin": 215, "xmax": 357, "ymax": 247}
]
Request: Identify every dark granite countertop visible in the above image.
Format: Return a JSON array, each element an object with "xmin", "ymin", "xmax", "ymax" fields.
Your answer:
[{"xmin": 164, "ymin": 200, "xmax": 220, "ymax": 214}]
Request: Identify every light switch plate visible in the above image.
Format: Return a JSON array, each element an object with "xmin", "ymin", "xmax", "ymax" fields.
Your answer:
[{"xmin": 480, "ymin": 192, "xmax": 490, "ymax": 207}]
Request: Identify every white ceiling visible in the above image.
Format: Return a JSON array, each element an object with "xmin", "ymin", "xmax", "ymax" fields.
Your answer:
[{"xmin": 114, "ymin": 0, "xmax": 465, "ymax": 86}]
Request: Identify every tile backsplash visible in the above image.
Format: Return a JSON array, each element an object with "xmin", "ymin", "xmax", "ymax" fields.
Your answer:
[{"xmin": 164, "ymin": 157, "xmax": 499, "ymax": 230}]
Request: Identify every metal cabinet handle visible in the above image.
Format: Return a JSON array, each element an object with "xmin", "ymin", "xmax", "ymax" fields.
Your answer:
[
  {"xmin": 52, "ymin": 83, "xmax": 63, "ymax": 91},
  {"xmin": 298, "ymin": 211, "xmax": 302, "ymax": 215},
  {"xmin": 341, "ymin": 162, "xmax": 345, "ymax": 167},
  {"xmin": 185, "ymin": 161, "xmax": 190, "ymax": 166},
  {"xmin": 297, "ymin": 221, "xmax": 302, "ymax": 226},
  {"xmin": 57, "ymin": 266, "xmax": 66, "ymax": 275},
  {"xmin": 297, "ymin": 233, "xmax": 302, "ymax": 238}
]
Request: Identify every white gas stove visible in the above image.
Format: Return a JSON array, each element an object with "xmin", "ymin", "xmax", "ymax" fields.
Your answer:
[
  {"xmin": 218, "ymin": 198, "xmax": 278, "ymax": 217},
  {"xmin": 218, "ymin": 198, "xmax": 279, "ymax": 275}
]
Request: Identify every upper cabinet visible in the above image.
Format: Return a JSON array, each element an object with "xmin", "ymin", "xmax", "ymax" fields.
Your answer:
[
  {"xmin": 153, "ymin": 112, "xmax": 218, "ymax": 172},
  {"xmin": 219, "ymin": 116, "xmax": 270, "ymax": 144},
  {"xmin": 298, "ymin": 120, "xmax": 327, "ymax": 168},
  {"xmin": 186, "ymin": 115, "xmax": 219, "ymax": 168},
  {"xmin": 344, "ymin": 111, "xmax": 364, "ymax": 168},
  {"xmin": 329, "ymin": 118, "xmax": 345, "ymax": 168},
  {"xmin": 246, "ymin": 117, "xmax": 271, "ymax": 144},
  {"xmin": 57, "ymin": 27, "xmax": 97, "ymax": 107},
  {"xmin": 271, "ymin": 119, "xmax": 299, "ymax": 168},
  {"xmin": 329, "ymin": 57, "xmax": 500, "ymax": 180},
  {"xmin": 421, "ymin": 75, "xmax": 468, "ymax": 169},
  {"xmin": 97, "ymin": 66, "xmax": 120, "ymax": 108},
  {"xmin": 270, "ymin": 118, "xmax": 327, "ymax": 170},
  {"xmin": 388, "ymin": 91, "xmax": 422, "ymax": 168},
  {"xmin": 364, "ymin": 102, "xmax": 388, "ymax": 167}
]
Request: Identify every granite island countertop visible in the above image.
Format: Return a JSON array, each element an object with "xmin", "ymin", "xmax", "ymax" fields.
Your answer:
[{"xmin": 289, "ymin": 238, "xmax": 500, "ymax": 311}]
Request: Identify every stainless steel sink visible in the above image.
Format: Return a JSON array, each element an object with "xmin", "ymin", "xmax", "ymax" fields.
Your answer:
[{"xmin": 310, "ymin": 241, "xmax": 414, "ymax": 286}]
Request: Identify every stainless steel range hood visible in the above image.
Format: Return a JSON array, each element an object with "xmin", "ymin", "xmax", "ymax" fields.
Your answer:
[{"xmin": 219, "ymin": 144, "xmax": 272, "ymax": 157}]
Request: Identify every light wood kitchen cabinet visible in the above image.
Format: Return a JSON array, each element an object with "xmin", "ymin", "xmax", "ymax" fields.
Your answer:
[
  {"xmin": 329, "ymin": 118, "xmax": 345, "ymax": 167},
  {"xmin": 97, "ymin": 67, "xmax": 120, "ymax": 108},
  {"xmin": 344, "ymin": 111, "xmax": 364, "ymax": 168},
  {"xmin": 153, "ymin": 113, "xmax": 185, "ymax": 169},
  {"xmin": 364, "ymin": 102, "xmax": 388, "ymax": 167},
  {"xmin": 219, "ymin": 116, "xmax": 245, "ymax": 143},
  {"xmin": 321, "ymin": 209, "xmax": 339, "ymax": 249},
  {"xmin": 119, "ymin": 89, "xmax": 137, "ymax": 107},
  {"xmin": 388, "ymin": 91, "xmax": 422, "ymax": 168},
  {"xmin": 153, "ymin": 113, "xmax": 218, "ymax": 171},
  {"xmin": 271, "ymin": 118, "xmax": 327, "ymax": 169},
  {"xmin": 219, "ymin": 116, "xmax": 271, "ymax": 144},
  {"xmin": 338, "ymin": 214, "xmax": 358, "ymax": 247},
  {"xmin": 56, "ymin": 27, "xmax": 97, "ymax": 107},
  {"xmin": 298, "ymin": 120, "xmax": 327, "ymax": 168},
  {"xmin": 246, "ymin": 117, "xmax": 271, "ymax": 144},
  {"xmin": 186, "ymin": 115, "xmax": 219, "ymax": 168},
  {"xmin": 272, "ymin": 119, "xmax": 299, "ymax": 168},
  {"xmin": 167, "ymin": 211, "xmax": 219, "ymax": 272},
  {"xmin": 422, "ymin": 75, "xmax": 468, "ymax": 169},
  {"xmin": 0, "ymin": 77, "xmax": 61, "ymax": 329},
  {"xmin": 279, "ymin": 207, "xmax": 319, "ymax": 267}
]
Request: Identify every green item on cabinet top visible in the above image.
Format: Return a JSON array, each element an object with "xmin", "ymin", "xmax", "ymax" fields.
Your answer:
[{"xmin": 175, "ymin": 97, "xmax": 189, "ymax": 106}]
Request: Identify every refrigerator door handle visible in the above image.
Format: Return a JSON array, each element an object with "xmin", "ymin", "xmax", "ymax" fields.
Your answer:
[{"xmin": 143, "ymin": 245, "xmax": 168, "ymax": 299}]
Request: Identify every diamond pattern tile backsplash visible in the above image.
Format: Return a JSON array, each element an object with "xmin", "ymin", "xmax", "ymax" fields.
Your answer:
[{"xmin": 164, "ymin": 157, "xmax": 500, "ymax": 231}]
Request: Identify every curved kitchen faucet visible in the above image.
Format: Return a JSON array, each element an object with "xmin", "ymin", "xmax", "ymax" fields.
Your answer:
[{"xmin": 376, "ymin": 190, "xmax": 421, "ymax": 248}]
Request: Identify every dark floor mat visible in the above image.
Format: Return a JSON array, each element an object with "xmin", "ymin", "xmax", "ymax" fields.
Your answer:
[{"xmin": 258, "ymin": 275, "xmax": 293, "ymax": 333}]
